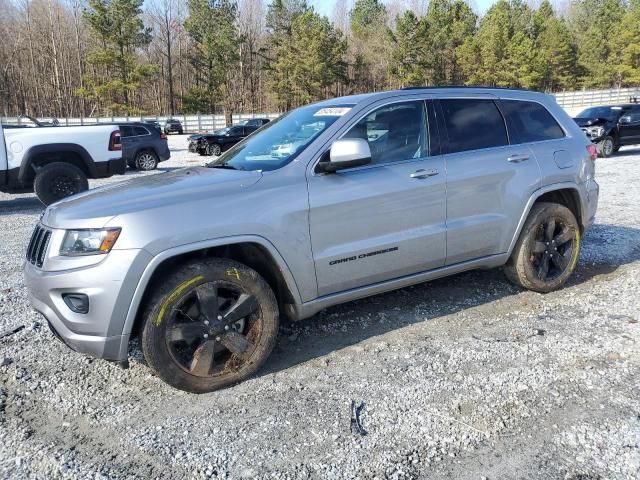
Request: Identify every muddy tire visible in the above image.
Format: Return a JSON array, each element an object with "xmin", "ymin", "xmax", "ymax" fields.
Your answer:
[
  {"xmin": 140, "ymin": 258, "xmax": 279, "ymax": 393},
  {"xmin": 504, "ymin": 202, "xmax": 581, "ymax": 293},
  {"xmin": 33, "ymin": 162, "xmax": 88, "ymax": 206}
]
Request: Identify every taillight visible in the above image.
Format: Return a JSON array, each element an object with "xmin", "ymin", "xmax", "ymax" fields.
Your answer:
[
  {"xmin": 109, "ymin": 130, "xmax": 122, "ymax": 151},
  {"xmin": 586, "ymin": 143, "xmax": 597, "ymax": 161},
  {"xmin": 160, "ymin": 133, "xmax": 167, "ymax": 140}
]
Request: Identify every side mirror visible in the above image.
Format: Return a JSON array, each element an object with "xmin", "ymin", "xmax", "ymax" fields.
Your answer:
[
  {"xmin": 320, "ymin": 138, "xmax": 371, "ymax": 173},
  {"xmin": 619, "ymin": 115, "xmax": 631, "ymax": 124}
]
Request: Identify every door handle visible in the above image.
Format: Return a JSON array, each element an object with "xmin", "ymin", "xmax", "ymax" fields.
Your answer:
[
  {"xmin": 507, "ymin": 154, "xmax": 530, "ymax": 163},
  {"xmin": 410, "ymin": 169, "xmax": 439, "ymax": 179}
]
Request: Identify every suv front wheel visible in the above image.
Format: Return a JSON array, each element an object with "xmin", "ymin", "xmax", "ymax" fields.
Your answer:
[
  {"xmin": 504, "ymin": 202, "xmax": 581, "ymax": 293},
  {"xmin": 141, "ymin": 258, "xmax": 279, "ymax": 393},
  {"xmin": 597, "ymin": 136, "xmax": 615, "ymax": 157}
]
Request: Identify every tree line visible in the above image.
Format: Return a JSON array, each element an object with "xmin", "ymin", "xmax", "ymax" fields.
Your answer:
[{"xmin": 1, "ymin": 0, "xmax": 639, "ymax": 119}]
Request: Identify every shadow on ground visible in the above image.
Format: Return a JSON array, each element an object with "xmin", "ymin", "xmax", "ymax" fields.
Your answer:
[
  {"xmin": 0, "ymin": 196, "xmax": 44, "ymax": 215},
  {"xmin": 260, "ymin": 223, "xmax": 640, "ymax": 376}
]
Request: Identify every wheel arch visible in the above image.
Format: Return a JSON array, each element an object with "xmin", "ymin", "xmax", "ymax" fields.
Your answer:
[
  {"xmin": 19, "ymin": 143, "xmax": 94, "ymax": 183},
  {"xmin": 507, "ymin": 183, "xmax": 584, "ymax": 257},
  {"xmin": 122, "ymin": 236, "xmax": 302, "ymax": 340}
]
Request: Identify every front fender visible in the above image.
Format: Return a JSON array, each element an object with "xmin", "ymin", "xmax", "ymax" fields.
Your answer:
[{"xmin": 119, "ymin": 234, "xmax": 303, "ymax": 339}]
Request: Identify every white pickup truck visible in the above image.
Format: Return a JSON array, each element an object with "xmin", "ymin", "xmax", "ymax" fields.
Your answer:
[{"xmin": 0, "ymin": 121, "xmax": 124, "ymax": 205}]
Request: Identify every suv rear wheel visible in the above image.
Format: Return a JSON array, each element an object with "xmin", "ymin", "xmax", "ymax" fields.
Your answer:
[
  {"xmin": 33, "ymin": 162, "xmax": 89, "ymax": 206},
  {"xmin": 140, "ymin": 258, "xmax": 279, "ymax": 393},
  {"xmin": 504, "ymin": 202, "xmax": 581, "ymax": 293},
  {"xmin": 135, "ymin": 151, "xmax": 159, "ymax": 171}
]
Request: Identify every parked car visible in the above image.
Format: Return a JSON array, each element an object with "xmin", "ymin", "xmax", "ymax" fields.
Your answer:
[
  {"xmin": 164, "ymin": 119, "xmax": 183, "ymax": 135},
  {"xmin": 196, "ymin": 124, "xmax": 261, "ymax": 156},
  {"xmin": 24, "ymin": 87, "xmax": 599, "ymax": 393},
  {"xmin": 573, "ymin": 103, "xmax": 640, "ymax": 157},
  {"xmin": 0, "ymin": 122, "xmax": 123, "ymax": 205},
  {"xmin": 239, "ymin": 118, "xmax": 271, "ymax": 128},
  {"xmin": 187, "ymin": 133, "xmax": 204, "ymax": 153},
  {"xmin": 117, "ymin": 123, "xmax": 170, "ymax": 171}
]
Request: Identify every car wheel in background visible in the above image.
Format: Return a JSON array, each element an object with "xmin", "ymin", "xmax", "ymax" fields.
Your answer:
[
  {"xmin": 504, "ymin": 202, "xmax": 580, "ymax": 293},
  {"xmin": 178, "ymin": 129, "xmax": 184, "ymax": 135},
  {"xmin": 597, "ymin": 136, "xmax": 614, "ymax": 157},
  {"xmin": 140, "ymin": 258, "xmax": 279, "ymax": 393},
  {"xmin": 207, "ymin": 143, "xmax": 221, "ymax": 156},
  {"xmin": 135, "ymin": 151, "xmax": 159, "ymax": 171},
  {"xmin": 33, "ymin": 162, "xmax": 89, "ymax": 206}
]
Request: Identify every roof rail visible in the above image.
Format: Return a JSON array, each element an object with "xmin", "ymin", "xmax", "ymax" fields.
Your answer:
[{"xmin": 400, "ymin": 85, "xmax": 538, "ymax": 92}]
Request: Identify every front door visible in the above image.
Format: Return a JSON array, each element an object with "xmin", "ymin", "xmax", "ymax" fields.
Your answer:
[
  {"xmin": 619, "ymin": 109, "xmax": 640, "ymax": 145},
  {"xmin": 308, "ymin": 100, "xmax": 447, "ymax": 297}
]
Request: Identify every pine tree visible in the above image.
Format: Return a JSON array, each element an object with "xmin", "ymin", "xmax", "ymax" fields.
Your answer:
[
  {"xmin": 184, "ymin": 0, "xmax": 239, "ymax": 115},
  {"xmin": 612, "ymin": 0, "xmax": 640, "ymax": 86},
  {"xmin": 80, "ymin": 0, "xmax": 156, "ymax": 114},
  {"xmin": 570, "ymin": 0, "xmax": 625, "ymax": 87},
  {"xmin": 389, "ymin": 11, "xmax": 428, "ymax": 86},
  {"xmin": 264, "ymin": 0, "xmax": 310, "ymax": 110}
]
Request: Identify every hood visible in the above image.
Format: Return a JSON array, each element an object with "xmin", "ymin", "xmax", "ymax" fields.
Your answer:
[
  {"xmin": 573, "ymin": 117, "xmax": 610, "ymax": 127},
  {"xmin": 42, "ymin": 167, "xmax": 262, "ymax": 228}
]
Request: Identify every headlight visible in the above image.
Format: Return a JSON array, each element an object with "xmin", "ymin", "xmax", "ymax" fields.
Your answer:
[
  {"xmin": 60, "ymin": 228, "xmax": 121, "ymax": 256},
  {"xmin": 586, "ymin": 126, "xmax": 605, "ymax": 137}
]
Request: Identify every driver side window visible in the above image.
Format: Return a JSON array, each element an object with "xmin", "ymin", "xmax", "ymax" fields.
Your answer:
[{"xmin": 343, "ymin": 101, "xmax": 429, "ymax": 165}]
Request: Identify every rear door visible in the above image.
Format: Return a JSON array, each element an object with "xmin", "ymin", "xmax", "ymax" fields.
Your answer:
[
  {"xmin": 308, "ymin": 99, "xmax": 447, "ymax": 296},
  {"xmin": 437, "ymin": 97, "xmax": 541, "ymax": 265},
  {"xmin": 119, "ymin": 125, "xmax": 135, "ymax": 161}
]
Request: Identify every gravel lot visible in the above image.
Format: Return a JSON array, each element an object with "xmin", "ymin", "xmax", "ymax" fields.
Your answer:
[{"xmin": 1, "ymin": 135, "xmax": 639, "ymax": 479}]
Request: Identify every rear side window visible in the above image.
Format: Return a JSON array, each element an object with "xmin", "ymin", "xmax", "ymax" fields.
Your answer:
[
  {"xmin": 133, "ymin": 126, "xmax": 149, "ymax": 136},
  {"xmin": 119, "ymin": 125, "xmax": 134, "ymax": 138},
  {"xmin": 499, "ymin": 100, "xmax": 565, "ymax": 143},
  {"xmin": 440, "ymin": 99, "xmax": 508, "ymax": 153}
]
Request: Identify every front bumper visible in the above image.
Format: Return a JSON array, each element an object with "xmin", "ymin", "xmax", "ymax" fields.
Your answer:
[{"xmin": 24, "ymin": 248, "xmax": 152, "ymax": 361}]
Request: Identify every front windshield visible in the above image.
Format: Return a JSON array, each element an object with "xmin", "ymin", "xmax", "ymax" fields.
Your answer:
[
  {"xmin": 207, "ymin": 104, "xmax": 354, "ymax": 171},
  {"xmin": 577, "ymin": 106, "xmax": 622, "ymax": 120},
  {"xmin": 213, "ymin": 127, "xmax": 229, "ymax": 135}
]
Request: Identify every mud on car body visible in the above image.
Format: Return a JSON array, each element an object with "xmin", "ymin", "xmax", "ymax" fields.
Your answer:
[{"xmin": 24, "ymin": 87, "xmax": 599, "ymax": 393}]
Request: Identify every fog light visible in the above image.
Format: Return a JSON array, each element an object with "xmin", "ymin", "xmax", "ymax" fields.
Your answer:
[{"xmin": 62, "ymin": 293, "xmax": 89, "ymax": 314}]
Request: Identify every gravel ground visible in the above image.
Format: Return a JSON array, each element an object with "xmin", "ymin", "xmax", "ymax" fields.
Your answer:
[{"xmin": 0, "ymin": 135, "xmax": 639, "ymax": 479}]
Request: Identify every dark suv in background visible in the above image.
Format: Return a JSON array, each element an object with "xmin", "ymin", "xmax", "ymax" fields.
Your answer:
[
  {"xmin": 192, "ymin": 124, "xmax": 263, "ymax": 156},
  {"xmin": 118, "ymin": 123, "xmax": 170, "ymax": 170},
  {"xmin": 574, "ymin": 103, "xmax": 640, "ymax": 157},
  {"xmin": 164, "ymin": 119, "xmax": 183, "ymax": 135}
]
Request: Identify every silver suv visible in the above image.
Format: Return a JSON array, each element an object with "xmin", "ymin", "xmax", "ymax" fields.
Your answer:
[{"xmin": 24, "ymin": 88, "xmax": 599, "ymax": 393}]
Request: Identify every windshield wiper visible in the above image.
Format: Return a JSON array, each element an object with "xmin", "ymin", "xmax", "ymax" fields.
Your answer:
[{"xmin": 207, "ymin": 163, "xmax": 239, "ymax": 170}]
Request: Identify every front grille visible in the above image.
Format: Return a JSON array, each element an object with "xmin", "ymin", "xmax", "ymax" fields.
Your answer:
[{"xmin": 26, "ymin": 225, "xmax": 52, "ymax": 268}]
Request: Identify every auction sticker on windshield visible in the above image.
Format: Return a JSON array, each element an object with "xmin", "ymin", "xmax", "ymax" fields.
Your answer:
[{"xmin": 314, "ymin": 107, "xmax": 352, "ymax": 117}]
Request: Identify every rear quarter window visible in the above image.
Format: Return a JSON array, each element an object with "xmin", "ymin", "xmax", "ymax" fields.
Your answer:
[
  {"xmin": 499, "ymin": 100, "xmax": 565, "ymax": 144},
  {"xmin": 439, "ymin": 99, "xmax": 509, "ymax": 153},
  {"xmin": 133, "ymin": 126, "xmax": 149, "ymax": 136}
]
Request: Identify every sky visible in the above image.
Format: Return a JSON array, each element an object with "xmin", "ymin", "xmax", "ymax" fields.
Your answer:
[{"xmin": 311, "ymin": 0, "xmax": 499, "ymax": 18}]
